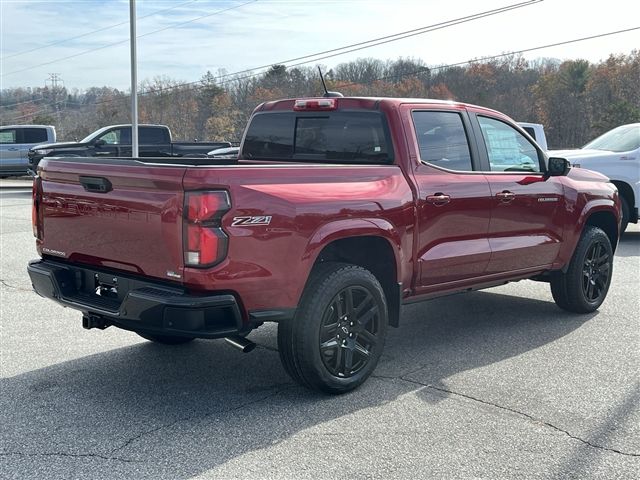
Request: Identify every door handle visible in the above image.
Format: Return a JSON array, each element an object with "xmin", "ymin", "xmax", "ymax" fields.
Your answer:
[
  {"xmin": 79, "ymin": 176, "xmax": 112, "ymax": 193},
  {"xmin": 426, "ymin": 193, "xmax": 451, "ymax": 206},
  {"xmin": 8, "ymin": 147, "xmax": 19, "ymax": 151},
  {"xmin": 496, "ymin": 191, "xmax": 516, "ymax": 202}
]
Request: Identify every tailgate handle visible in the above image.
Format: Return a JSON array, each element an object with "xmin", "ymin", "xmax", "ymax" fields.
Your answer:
[{"xmin": 79, "ymin": 176, "xmax": 112, "ymax": 193}]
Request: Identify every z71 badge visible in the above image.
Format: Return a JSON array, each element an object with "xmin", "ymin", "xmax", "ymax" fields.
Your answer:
[{"xmin": 231, "ymin": 215, "xmax": 272, "ymax": 226}]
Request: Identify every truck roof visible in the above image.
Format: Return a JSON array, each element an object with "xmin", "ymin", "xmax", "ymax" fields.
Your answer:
[
  {"xmin": 257, "ymin": 96, "xmax": 508, "ymax": 119},
  {"xmin": 0, "ymin": 124, "xmax": 55, "ymax": 129}
]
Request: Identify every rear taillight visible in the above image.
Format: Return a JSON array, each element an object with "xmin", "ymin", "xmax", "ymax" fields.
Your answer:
[
  {"xmin": 183, "ymin": 191, "xmax": 230, "ymax": 267},
  {"xmin": 32, "ymin": 176, "xmax": 43, "ymax": 239}
]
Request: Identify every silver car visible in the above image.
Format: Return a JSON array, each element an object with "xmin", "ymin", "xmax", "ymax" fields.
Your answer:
[{"xmin": 0, "ymin": 125, "xmax": 56, "ymax": 177}]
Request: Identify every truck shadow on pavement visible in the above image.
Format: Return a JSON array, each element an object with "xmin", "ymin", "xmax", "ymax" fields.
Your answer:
[{"xmin": 0, "ymin": 290, "xmax": 601, "ymax": 478}]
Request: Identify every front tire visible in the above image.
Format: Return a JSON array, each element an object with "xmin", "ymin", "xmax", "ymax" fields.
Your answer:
[
  {"xmin": 278, "ymin": 262, "xmax": 388, "ymax": 394},
  {"xmin": 550, "ymin": 226, "xmax": 613, "ymax": 313}
]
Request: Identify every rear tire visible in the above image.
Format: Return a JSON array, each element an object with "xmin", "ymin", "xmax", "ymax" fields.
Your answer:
[
  {"xmin": 550, "ymin": 226, "xmax": 613, "ymax": 313},
  {"xmin": 278, "ymin": 262, "xmax": 388, "ymax": 394},
  {"xmin": 137, "ymin": 332, "xmax": 195, "ymax": 345}
]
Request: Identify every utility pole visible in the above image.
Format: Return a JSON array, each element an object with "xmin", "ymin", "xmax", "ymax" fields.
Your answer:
[
  {"xmin": 129, "ymin": 0, "xmax": 139, "ymax": 157},
  {"xmin": 46, "ymin": 73, "xmax": 63, "ymax": 137}
]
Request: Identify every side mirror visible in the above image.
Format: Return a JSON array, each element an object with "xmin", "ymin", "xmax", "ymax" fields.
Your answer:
[
  {"xmin": 545, "ymin": 157, "xmax": 570, "ymax": 178},
  {"xmin": 94, "ymin": 139, "xmax": 106, "ymax": 147}
]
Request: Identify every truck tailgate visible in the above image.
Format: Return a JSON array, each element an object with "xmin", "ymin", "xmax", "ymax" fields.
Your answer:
[{"xmin": 38, "ymin": 159, "xmax": 187, "ymax": 282}]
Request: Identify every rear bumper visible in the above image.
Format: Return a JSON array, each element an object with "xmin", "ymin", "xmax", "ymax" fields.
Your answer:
[{"xmin": 27, "ymin": 259, "xmax": 246, "ymax": 338}]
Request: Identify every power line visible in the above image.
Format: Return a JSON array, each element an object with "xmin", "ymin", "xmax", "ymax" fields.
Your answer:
[
  {"xmin": 345, "ymin": 26, "xmax": 640, "ymax": 88},
  {"xmin": 1, "ymin": 0, "xmax": 257, "ymax": 77},
  {"xmin": 5, "ymin": 102, "xmax": 64, "ymax": 122},
  {"xmin": 45, "ymin": 73, "xmax": 64, "ymax": 90},
  {"xmin": 75, "ymin": 24, "xmax": 639, "ymax": 115},
  {"xmin": 185, "ymin": 0, "xmax": 543, "ymax": 89},
  {"xmin": 1, "ymin": 0, "xmax": 200, "ymax": 60},
  {"xmin": 0, "ymin": 97, "xmax": 45, "ymax": 109},
  {"xmin": 88, "ymin": 0, "xmax": 543, "ymax": 102}
]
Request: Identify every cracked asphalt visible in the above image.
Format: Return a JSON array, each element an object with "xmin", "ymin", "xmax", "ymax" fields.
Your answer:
[{"xmin": 1, "ymin": 186, "xmax": 639, "ymax": 479}]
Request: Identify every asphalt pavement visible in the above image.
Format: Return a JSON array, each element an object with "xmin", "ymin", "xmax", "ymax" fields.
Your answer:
[{"xmin": 1, "ymin": 185, "xmax": 638, "ymax": 479}]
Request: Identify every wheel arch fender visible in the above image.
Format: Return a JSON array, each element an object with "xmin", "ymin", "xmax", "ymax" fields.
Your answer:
[
  {"xmin": 299, "ymin": 219, "xmax": 404, "ymax": 326},
  {"xmin": 559, "ymin": 199, "xmax": 620, "ymax": 271},
  {"xmin": 609, "ymin": 179, "xmax": 635, "ymax": 204},
  {"xmin": 610, "ymin": 180, "xmax": 637, "ymax": 223}
]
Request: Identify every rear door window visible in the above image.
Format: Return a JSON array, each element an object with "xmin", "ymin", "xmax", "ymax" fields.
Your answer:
[
  {"xmin": 243, "ymin": 111, "xmax": 392, "ymax": 163},
  {"xmin": 140, "ymin": 127, "xmax": 168, "ymax": 144},
  {"xmin": 411, "ymin": 111, "xmax": 473, "ymax": 171},
  {"xmin": 21, "ymin": 128, "xmax": 49, "ymax": 143}
]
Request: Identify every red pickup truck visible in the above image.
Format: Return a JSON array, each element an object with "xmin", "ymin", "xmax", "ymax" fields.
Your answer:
[{"xmin": 28, "ymin": 96, "xmax": 621, "ymax": 393}]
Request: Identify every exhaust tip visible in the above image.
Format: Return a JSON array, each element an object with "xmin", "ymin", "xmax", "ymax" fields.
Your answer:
[{"xmin": 225, "ymin": 336, "xmax": 256, "ymax": 353}]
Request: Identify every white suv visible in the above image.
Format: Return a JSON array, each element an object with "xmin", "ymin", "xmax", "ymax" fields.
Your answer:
[{"xmin": 549, "ymin": 123, "xmax": 639, "ymax": 233}]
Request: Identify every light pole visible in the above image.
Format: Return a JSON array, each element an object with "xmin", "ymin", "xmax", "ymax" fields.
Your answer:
[{"xmin": 129, "ymin": 0, "xmax": 139, "ymax": 157}]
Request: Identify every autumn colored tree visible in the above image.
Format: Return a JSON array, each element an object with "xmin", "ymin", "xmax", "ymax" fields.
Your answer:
[
  {"xmin": 205, "ymin": 93, "xmax": 245, "ymax": 141},
  {"xmin": 534, "ymin": 60, "xmax": 592, "ymax": 147},
  {"xmin": 2, "ymin": 51, "xmax": 638, "ymax": 147},
  {"xmin": 585, "ymin": 51, "xmax": 640, "ymax": 136}
]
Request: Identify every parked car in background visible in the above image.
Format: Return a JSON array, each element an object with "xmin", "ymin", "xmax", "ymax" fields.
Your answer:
[
  {"xmin": 549, "ymin": 123, "xmax": 639, "ymax": 232},
  {"xmin": 28, "ymin": 124, "xmax": 231, "ymax": 173},
  {"xmin": 207, "ymin": 146, "xmax": 239, "ymax": 159},
  {"xmin": 517, "ymin": 122, "xmax": 548, "ymax": 150},
  {"xmin": 0, "ymin": 125, "xmax": 56, "ymax": 177}
]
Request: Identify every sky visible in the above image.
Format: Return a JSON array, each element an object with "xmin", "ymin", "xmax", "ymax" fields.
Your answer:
[{"xmin": 0, "ymin": 0, "xmax": 638, "ymax": 91}]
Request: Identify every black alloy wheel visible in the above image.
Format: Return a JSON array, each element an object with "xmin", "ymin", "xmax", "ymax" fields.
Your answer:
[
  {"xmin": 277, "ymin": 262, "xmax": 388, "ymax": 394},
  {"xmin": 319, "ymin": 286, "xmax": 380, "ymax": 378},
  {"xmin": 551, "ymin": 225, "xmax": 614, "ymax": 313},
  {"xmin": 581, "ymin": 240, "xmax": 611, "ymax": 303}
]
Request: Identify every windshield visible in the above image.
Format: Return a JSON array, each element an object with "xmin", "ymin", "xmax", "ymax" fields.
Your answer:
[{"xmin": 583, "ymin": 124, "xmax": 640, "ymax": 152}]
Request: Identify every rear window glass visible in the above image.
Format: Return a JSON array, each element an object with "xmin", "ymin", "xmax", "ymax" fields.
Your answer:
[
  {"xmin": 242, "ymin": 111, "xmax": 392, "ymax": 163},
  {"xmin": 22, "ymin": 128, "xmax": 49, "ymax": 143}
]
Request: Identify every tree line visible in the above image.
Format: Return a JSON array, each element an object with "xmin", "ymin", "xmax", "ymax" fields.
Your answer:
[{"xmin": 1, "ymin": 50, "xmax": 638, "ymax": 149}]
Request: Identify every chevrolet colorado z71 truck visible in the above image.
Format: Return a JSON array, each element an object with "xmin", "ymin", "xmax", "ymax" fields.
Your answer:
[{"xmin": 28, "ymin": 97, "xmax": 621, "ymax": 393}]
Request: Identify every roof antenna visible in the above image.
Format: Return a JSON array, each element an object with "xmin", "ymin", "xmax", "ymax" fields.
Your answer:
[{"xmin": 318, "ymin": 66, "xmax": 343, "ymax": 98}]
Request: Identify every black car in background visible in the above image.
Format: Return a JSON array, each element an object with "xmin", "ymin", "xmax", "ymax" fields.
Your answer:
[{"xmin": 28, "ymin": 124, "xmax": 231, "ymax": 172}]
